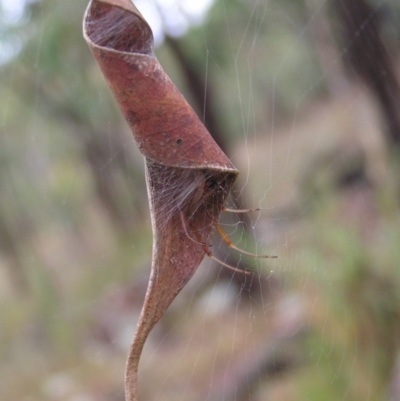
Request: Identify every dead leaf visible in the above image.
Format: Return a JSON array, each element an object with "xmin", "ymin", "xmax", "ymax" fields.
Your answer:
[{"xmin": 83, "ymin": 1, "xmax": 238, "ymax": 399}]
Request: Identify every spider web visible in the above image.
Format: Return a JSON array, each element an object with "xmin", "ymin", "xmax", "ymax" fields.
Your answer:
[{"xmin": 1, "ymin": 0, "xmax": 400, "ymax": 401}]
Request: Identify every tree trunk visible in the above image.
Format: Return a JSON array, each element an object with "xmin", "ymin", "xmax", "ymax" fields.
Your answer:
[{"xmin": 332, "ymin": 0, "xmax": 400, "ymax": 147}]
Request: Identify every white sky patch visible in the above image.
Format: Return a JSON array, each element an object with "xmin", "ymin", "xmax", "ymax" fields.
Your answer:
[
  {"xmin": 180, "ymin": 0, "xmax": 214, "ymax": 24},
  {"xmin": 1, "ymin": 0, "xmax": 26, "ymax": 23},
  {"xmin": 133, "ymin": 0, "xmax": 215, "ymax": 45},
  {"xmin": 0, "ymin": 0, "xmax": 27, "ymax": 65}
]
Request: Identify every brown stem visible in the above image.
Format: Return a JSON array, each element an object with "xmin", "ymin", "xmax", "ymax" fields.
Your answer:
[{"xmin": 125, "ymin": 285, "xmax": 158, "ymax": 401}]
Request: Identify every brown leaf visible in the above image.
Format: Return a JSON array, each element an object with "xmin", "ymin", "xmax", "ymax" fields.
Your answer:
[{"xmin": 83, "ymin": 1, "xmax": 238, "ymax": 400}]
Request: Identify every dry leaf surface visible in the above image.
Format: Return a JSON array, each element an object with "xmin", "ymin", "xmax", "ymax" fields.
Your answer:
[{"xmin": 83, "ymin": 1, "xmax": 239, "ymax": 399}]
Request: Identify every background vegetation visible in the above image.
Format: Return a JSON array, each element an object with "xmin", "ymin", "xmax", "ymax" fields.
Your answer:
[{"xmin": 1, "ymin": 0, "xmax": 400, "ymax": 400}]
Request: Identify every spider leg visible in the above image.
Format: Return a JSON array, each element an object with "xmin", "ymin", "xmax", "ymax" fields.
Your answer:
[
  {"xmin": 179, "ymin": 211, "xmax": 210, "ymax": 246},
  {"xmin": 222, "ymin": 206, "xmax": 260, "ymax": 213},
  {"xmin": 214, "ymin": 222, "xmax": 277, "ymax": 259},
  {"xmin": 180, "ymin": 211, "xmax": 251, "ymax": 275},
  {"xmin": 203, "ymin": 248, "xmax": 252, "ymax": 275}
]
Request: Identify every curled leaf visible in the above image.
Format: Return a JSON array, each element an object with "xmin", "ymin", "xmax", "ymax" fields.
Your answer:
[{"xmin": 83, "ymin": 1, "xmax": 238, "ymax": 399}]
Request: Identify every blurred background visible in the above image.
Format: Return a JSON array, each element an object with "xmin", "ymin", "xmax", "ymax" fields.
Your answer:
[{"xmin": 2, "ymin": 0, "xmax": 400, "ymax": 400}]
